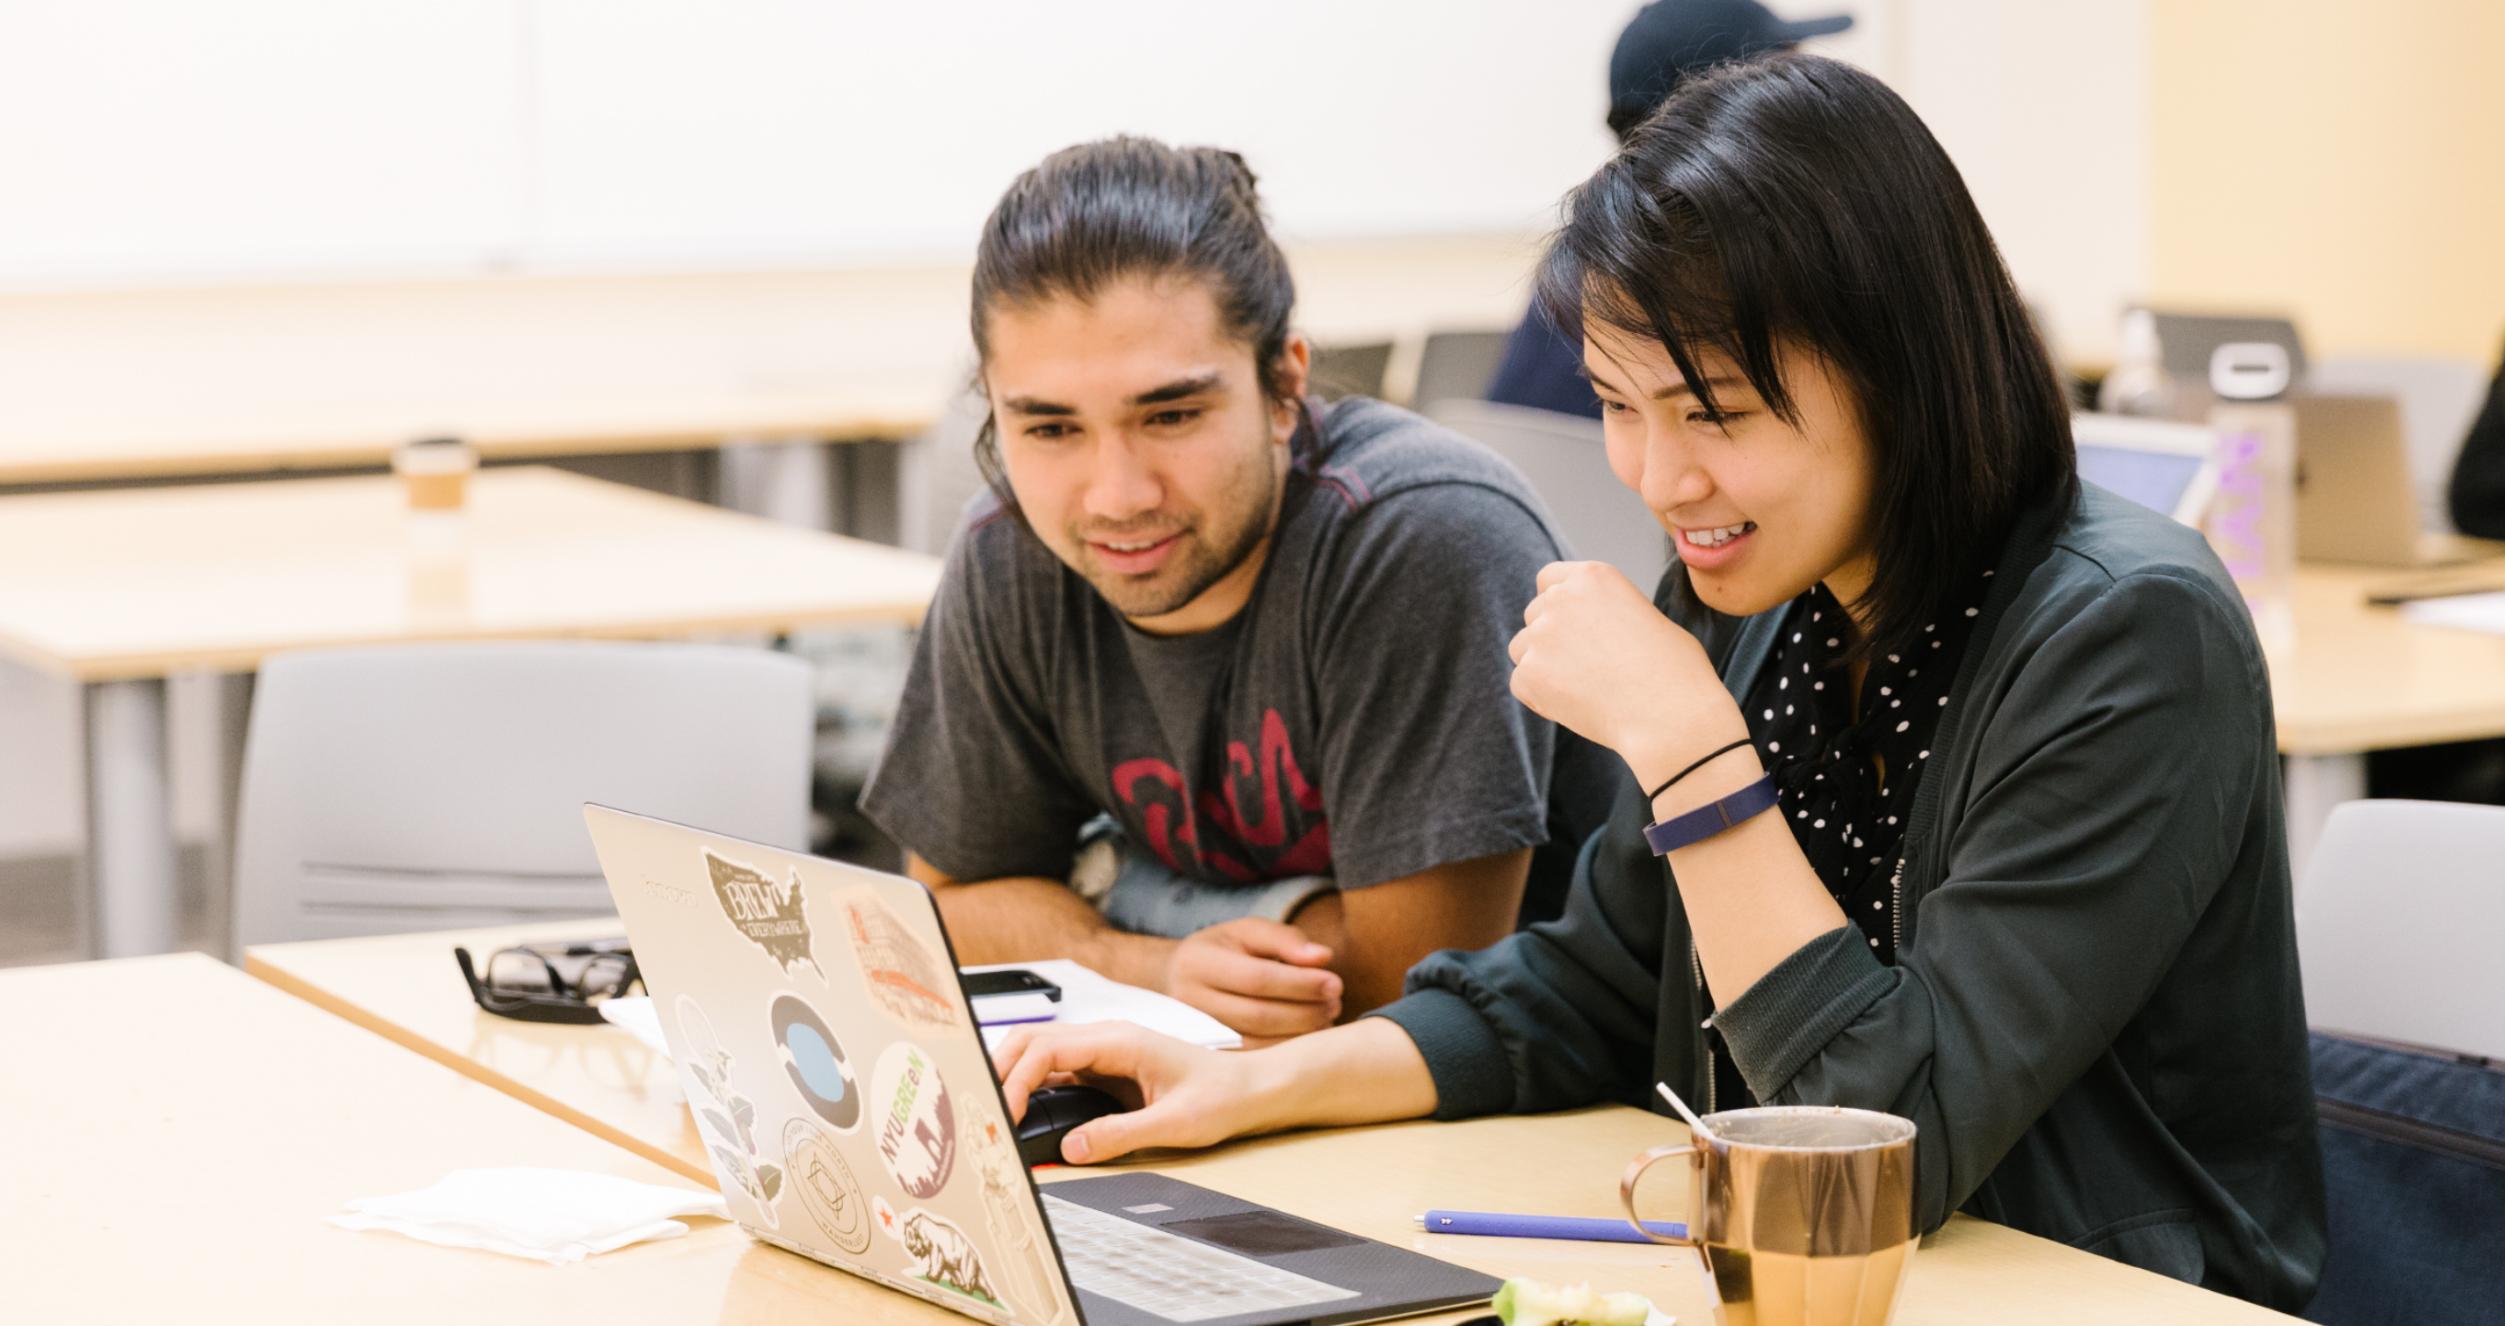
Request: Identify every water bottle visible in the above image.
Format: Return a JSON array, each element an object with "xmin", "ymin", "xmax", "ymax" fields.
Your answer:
[
  {"xmin": 2204, "ymin": 342, "xmax": 2298, "ymax": 653},
  {"xmin": 2098, "ymin": 308, "xmax": 2180, "ymax": 418}
]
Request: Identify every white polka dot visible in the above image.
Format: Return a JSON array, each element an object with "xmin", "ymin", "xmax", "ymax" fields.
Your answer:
[
  {"xmin": 1983, "ymin": 569, "xmax": 1995, "ymax": 577},
  {"xmin": 1793, "ymin": 632, "xmax": 1802, "ymax": 643},
  {"xmin": 1826, "ymin": 638, "xmax": 1839, "ymax": 647},
  {"xmin": 1887, "ymin": 654, "xmax": 1900, "ymax": 664},
  {"xmin": 1924, "ymin": 624, "xmax": 1936, "ymax": 633},
  {"xmin": 1768, "ymin": 741, "xmax": 1781, "ymax": 752},
  {"xmin": 1872, "ymin": 900, "xmax": 1883, "ymax": 910},
  {"xmin": 1937, "ymin": 696, "xmax": 1948, "ymax": 706},
  {"xmin": 1965, "ymin": 607, "xmax": 1979, "ymax": 617},
  {"xmin": 1802, "ymin": 662, "xmax": 1812, "ymax": 674},
  {"xmin": 1887, "ymin": 816, "xmax": 1898, "ymax": 825},
  {"xmin": 1895, "ymin": 720, "xmax": 1910, "ymax": 732},
  {"xmin": 1813, "ymin": 611, "xmax": 1823, "ymax": 621},
  {"xmin": 1879, "ymin": 686, "xmax": 1891, "ymax": 696},
  {"xmin": 1869, "ymin": 937, "xmax": 1879, "ymax": 947},
  {"xmin": 1780, "ymin": 677, "xmax": 1789, "ymax": 689},
  {"xmin": 1932, "ymin": 640, "xmax": 1943, "ymax": 649},
  {"xmin": 1854, "ymin": 838, "xmax": 1864, "ymax": 848},
  {"xmin": 1797, "ymin": 810, "xmax": 1808, "ymax": 820},
  {"xmin": 1813, "ymin": 681, "xmax": 1825, "ymax": 691},
  {"xmin": 1763, "ymin": 708, "xmax": 1773, "ymax": 720},
  {"xmin": 1909, "ymin": 669, "xmax": 1919, "ymax": 677},
  {"xmin": 1918, "ymin": 750, "xmax": 1931, "ymax": 760},
  {"xmin": 1785, "ymin": 704, "xmax": 1794, "ymax": 716},
  {"xmin": 1814, "ymin": 819, "xmax": 1826, "ymax": 829},
  {"xmin": 1810, "ymin": 724, "xmax": 1819, "ymax": 735}
]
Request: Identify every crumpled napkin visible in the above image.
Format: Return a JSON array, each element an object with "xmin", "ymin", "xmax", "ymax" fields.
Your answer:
[{"xmin": 331, "ymin": 1167, "xmax": 728, "ymax": 1265}]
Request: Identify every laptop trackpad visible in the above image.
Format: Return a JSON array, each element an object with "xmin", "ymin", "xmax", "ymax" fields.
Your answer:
[{"xmin": 1161, "ymin": 1210, "xmax": 1366, "ymax": 1257}]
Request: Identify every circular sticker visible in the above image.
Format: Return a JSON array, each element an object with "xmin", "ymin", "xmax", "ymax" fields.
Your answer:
[
  {"xmin": 869, "ymin": 1040, "xmax": 958, "ymax": 1199},
  {"xmin": 783, "ymin": 1116, "xmax": 872, "ymax": 1254},
  {"xmin": 770, "ymin": 994, "xmax": 861, "ymax": 1132}
]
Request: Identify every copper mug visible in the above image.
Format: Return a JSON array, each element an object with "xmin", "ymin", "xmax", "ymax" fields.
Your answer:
[{"xmin": 1622, "ymin": 1105, "xmax": 1918, "ymax": 1326}]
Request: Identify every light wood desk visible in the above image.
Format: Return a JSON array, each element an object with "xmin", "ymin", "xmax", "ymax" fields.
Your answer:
[
  {"xmin": 0, "ymin": 467, "xmax": 941, "ymax": 959},
  {"xmin": 249, "ymin": 920, "xmax": 2300, "ymax": 1324},
  {"xmin": 0, "ymin": 239, "xmax": 1542, "ymax": 488},
  {"xmin": 0, "ymin": 952, "xmax": 885, "ymax": 1323},
  {"xmin": 2277, "ymin": 560, "xmax": 2505, "ymax": 873}
]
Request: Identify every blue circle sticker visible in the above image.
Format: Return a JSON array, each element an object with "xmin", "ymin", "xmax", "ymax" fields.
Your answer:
[{"xmin": 770, "ymin": 994, "xmax": 860, "ymax": 1132}]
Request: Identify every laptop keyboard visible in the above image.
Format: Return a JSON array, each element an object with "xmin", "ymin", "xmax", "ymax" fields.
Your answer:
[{"xmin": 1042, "ymin": 1195, "xmax": 1361, "ymax": 1322}]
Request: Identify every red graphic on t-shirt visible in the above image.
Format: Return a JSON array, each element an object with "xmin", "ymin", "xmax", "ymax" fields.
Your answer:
[{"xmin": 1110, "ymin": 708, "xmax": 1331, "ymax": 881}]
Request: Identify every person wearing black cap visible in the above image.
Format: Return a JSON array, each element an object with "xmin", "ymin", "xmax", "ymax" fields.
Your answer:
[{"xmin": 1484, "ymin": 0, "xmax": 1853, "ymax": 418}]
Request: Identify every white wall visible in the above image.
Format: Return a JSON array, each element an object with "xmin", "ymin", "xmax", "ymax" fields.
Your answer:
[{"xmin": 0, "ymin": 0, "xmax": 1637, "ymax": 284}]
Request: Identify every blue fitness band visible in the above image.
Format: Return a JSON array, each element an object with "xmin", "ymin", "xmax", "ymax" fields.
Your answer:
[{"xmin": 1642, "ymin": 773, "xmax": 1781, "ymax": 856}]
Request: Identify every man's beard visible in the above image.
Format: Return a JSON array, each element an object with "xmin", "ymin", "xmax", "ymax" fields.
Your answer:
[{"xmin": 1070, "ymin": 443, "xmax": 1281, "ymax": 621}]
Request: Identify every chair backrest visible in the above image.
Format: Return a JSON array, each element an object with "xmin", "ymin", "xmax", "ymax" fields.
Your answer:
[
  {"xmin": 900, "ymin": 379, "xmax": 995, "ymax": 557},
  {"xmin": 1310, "ymin": 340, "xmax": 1394, "ymax": 402},
  {"xmin": 2308, "ymin": 354, "xmax": 2490, "ymax": 530},
  {"xmin": 1426, "ymin": 399, "xmax": 1668, "ymax": 592},
  {"xmin": 234, "ymin": 642, "xmax": 814, "ymax": 946},
  {"xmin": 1411, "ymin": 329, "xmax": 1512, "ymax": 411},
  {"xmin": 2297, "ymin": 799, "xmax": 2505, "ymax": 1061}
]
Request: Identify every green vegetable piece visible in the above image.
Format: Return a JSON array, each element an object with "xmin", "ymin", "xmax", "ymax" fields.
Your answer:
[{"xmin": 1492, "ymin": 1277, "xmax": 1653, "ymax": 1326}]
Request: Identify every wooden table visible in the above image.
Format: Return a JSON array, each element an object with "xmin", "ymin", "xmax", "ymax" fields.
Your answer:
[
  {"xmin": 0, "ymin": 240, "xmax": 1542, "ymax": 488},
  {"xmin": 2277, "ymin": 559, "xmax": 2505, "ymax": 874},
  {"xmin": 0, "ymin": 953, "xmax": 861, "ymax": 1323},
  {"xmin": 249, "ymin": 920, "xmax": 2301, "ymax": 1324},
  {"xmin": 0, "ymin": 467, "xmax": 941, "ymax": 958}
]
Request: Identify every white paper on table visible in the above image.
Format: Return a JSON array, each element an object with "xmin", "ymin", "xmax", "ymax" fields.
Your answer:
[
  {"xmin": 331, "ymin": 1167, "xmax": 728, "ymax": 1265},
  {"xmin": 966, "ymin": 959, "xmax": 1243, "ymax": 1051},
  {"xmin": 597, "ymin": 994, "xmax": 671, "ymax": 1056},
  {"xmin": 2400, "ymin": 591, "xmax": 2505, "ymax": 636}
]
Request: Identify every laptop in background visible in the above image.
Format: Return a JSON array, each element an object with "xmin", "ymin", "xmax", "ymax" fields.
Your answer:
[
  {"xmin": 583, "ymin": 803, "xmax": 1502, "ymax": 1326},
  {"xmin": 2296, "ymin": 393, "xmax": 2505, "ymax": 567},
  {"xmin": 2072, "ymin": 411, "xmax": 2220, "ymax": 527},
  {"xmin": 2147, "ymin": 309, "xmax": 2310, "ymax": 386}
]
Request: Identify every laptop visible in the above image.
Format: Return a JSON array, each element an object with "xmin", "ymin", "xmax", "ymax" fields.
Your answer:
[
  {"xmin": 2295, "ymin": 393, "xmax": 2505, "ymax": 567},
  {"xmin": 583, "ymin": 803, "xmax": 1502, "ymax": 1326},
  {"xmin": 2072, "ymin": 411, "xmax": 2220, "ymax": 527}
]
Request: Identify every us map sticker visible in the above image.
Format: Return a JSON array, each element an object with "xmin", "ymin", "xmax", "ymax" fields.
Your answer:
[
  {"xmin": 844, "ymin": 894, "xmax": 960, "ymax": 1028},
  {"xmin": 770, "ymin": 994, "xmax": 861, "ymax": 1133},
  {"xmin": 783, "ymin": 1117, "xmax": 872, "ymax": 1255},
  {"xmin": 874, "ymin": 1196, "xmax": 1003, "ymax": 1311},
  {"xmin": 675, "ymin": 996, "xmax": 783, "ymax": 1225},
  {"xmin": 870, "ymin": 1040, "xmax": 957, "ymax": 1199},
  {"xmin": 707, "ymin": 849, "xmax": 820, "ymax": 976}
]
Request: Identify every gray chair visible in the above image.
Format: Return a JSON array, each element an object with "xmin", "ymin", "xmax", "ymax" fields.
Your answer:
[
  {"xmin": 1410, "ymin": 329, "xmax": 1512, "ymax": 411},
  {"xmin": 1426, "ymin": 399, "xmax": 1669, "ymax": 592},
  {"xmin": 2297, "ymin": 798, "xmax": 2505, "ymax": 1061},
  {"xmin": 233, "ymin": 642, "xmax": 813, "ymax": 946},
  {"xmin": 1310, "ymin": 340, "xmax": 1393, "ymax": 402}
]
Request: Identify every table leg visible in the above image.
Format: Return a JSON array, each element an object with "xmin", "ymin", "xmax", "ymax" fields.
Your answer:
[
  {"xmin": 2283, "ymin": 752, "xmax": 2366, "ymax": 892},
  {"xmin": 83, "ymin": 678, "xmax": 179, "ymax": 958}
]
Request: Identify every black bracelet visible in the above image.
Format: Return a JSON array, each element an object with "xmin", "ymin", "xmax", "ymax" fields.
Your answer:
[{"xmin": 1644, "ymin": 738, "xmax": 1756, "ymax": 802}]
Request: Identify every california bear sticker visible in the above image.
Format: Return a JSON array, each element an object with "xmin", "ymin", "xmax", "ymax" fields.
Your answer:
[
  {"xmin": 843, "ymin": 894, "xmax": 960, "ymax": 1027},
  {"xmin": 707, "ymin": 849, "xmax": 819, "ymax": 976},
  {"xmin": 874, "ymin": 1196, "xmax": 1002, "ymax": 1310},
  {"xmin": 770, "ymin": 993, "xmax": 861, "ymax": 1132},
  {"xmin": 870, "ymin": 1040, "xmax": 957, "ymax": 1199},
  {"xmin": 783, "ymin": 1116, "xmax": 873, "ymax": 1254}
]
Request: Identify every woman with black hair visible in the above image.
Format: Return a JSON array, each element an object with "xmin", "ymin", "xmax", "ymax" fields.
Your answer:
[{"xmin": 996, "ymin": 54, "xmax": 2325, "ymax": 1309}]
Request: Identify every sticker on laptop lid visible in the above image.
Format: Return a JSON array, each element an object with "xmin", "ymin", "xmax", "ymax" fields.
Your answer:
[
  {"xmin": 783, "ymin": 1116, "xmax": 873, "ymax": 1255},
  {"xmin": 706, "ymin": 849, "xmax": 820, "ymax": 977},
  {"xmin": 976, "ymin": 1150, "xmax": 1069, "ymax": 1325},
  {"xmin": 874, "ymin": 1196, "xmax": 1004, "ymax": 1312},
  {"xmin": 677, "ymin": 994, "xmax": 783, "ymax": 1225},
  {"xmin": 871, "ymin": 1040, "xmax": 958, "ymax": 1199},
  {"xmin": 770, "ymin": 993, "xmax": 862, "ymax": 1133},
  {"xmin": 843, "ymin": 893, "xmax": 961, "ymax": 1028}
]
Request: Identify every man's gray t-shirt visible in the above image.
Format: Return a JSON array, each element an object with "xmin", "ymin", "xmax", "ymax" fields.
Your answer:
[{"xmin": 861, "ymin": 397, "xmax": 1602, "ymax": 907}]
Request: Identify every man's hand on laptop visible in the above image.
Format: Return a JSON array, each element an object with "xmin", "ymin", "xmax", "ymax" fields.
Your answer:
[{"xmin": 1163, "ymin": 918, "xmax": 1343, "ymax": 1043}]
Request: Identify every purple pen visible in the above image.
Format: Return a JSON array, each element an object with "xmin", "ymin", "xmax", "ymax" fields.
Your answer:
[{"xmin": 1415, "ymin": 1210, "xmax": 1686, "ymax": 1244}]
